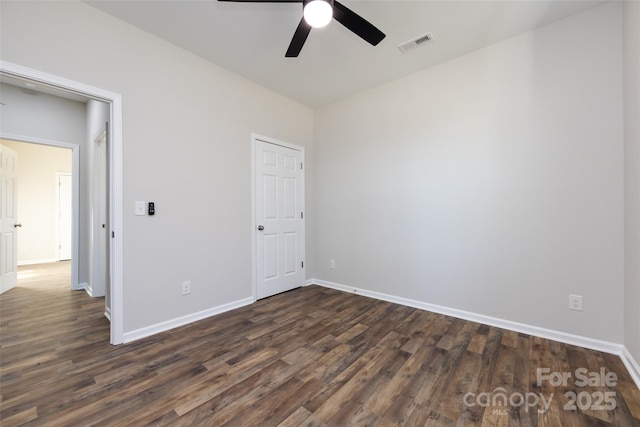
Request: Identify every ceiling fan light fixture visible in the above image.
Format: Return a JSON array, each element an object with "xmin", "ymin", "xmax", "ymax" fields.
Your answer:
[{"xmin": 303, "ymin": 0, "xmax": 333, "ymax": 28}]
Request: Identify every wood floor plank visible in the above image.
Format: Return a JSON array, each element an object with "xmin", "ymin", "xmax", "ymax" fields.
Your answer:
[{"xmin": 1, "ymin": 261, "xmax": 638, "ymax": 426}]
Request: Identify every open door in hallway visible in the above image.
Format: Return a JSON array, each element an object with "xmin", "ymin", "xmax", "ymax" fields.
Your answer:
[{"xmin": 1, "ymin": 144, "xmax": 19, "ymax": 294}]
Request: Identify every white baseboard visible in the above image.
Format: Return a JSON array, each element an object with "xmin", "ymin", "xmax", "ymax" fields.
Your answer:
[
  {"xmin": 621, "ymin": 346, "xmax": 640, "ymax": 390},
  {"xmin": 18, "ymin": 258, "xmax": 58, "ymax": 266},
  {"xmin": 104, "ymin": 306, "xmax": 111, "ymax": 322},
  {"xmin": 123, "ymin": 297, "xmax": 254, "ymax": 344},
  {"xmin": 84, "ymin": 283, "xmax": 94, "ymax": 297},
  {"xmin": 77, "ymin": 282, "xmax": 88, "ymax": 291},
  {"xmin": 310, "ymin": 278, "xmax": 640, "ymax": 389}
]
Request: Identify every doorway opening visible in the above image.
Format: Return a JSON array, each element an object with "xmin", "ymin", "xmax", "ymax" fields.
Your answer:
[
  {"xmin": 0, "ymin": 61, "xmax": 124, "ymax": 344},
  {"xmin": 1, "ymin": 139, "xmax": 78, "ymax": 291}
]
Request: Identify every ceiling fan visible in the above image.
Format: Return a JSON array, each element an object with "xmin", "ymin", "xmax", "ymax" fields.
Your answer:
[{"xmin": 218, "ymin": 0, "xmax": 385, "ymax": 57}]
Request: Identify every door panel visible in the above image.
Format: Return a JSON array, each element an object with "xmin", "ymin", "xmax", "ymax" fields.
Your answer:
[
  {"xmin": 263, "ymin": 175, "xmax": 277, "ymax": 219},
  {"xmin": 1, "ymin": 145, "xmax": 18, "ymax": 294},
  {"xmin": 283, "ymin": 177, "xmax": 296, "ymax": 219},
  {"xmin": 263, "ymin": 233, "xmax": 278, "ymax": 279},
  {"xmin": 284, "ymin": 232, "xmax": 297, "ymax": 275},
  {"xmin": 255, "ymin": 139, "xmax": 304, "ymax": 299}
]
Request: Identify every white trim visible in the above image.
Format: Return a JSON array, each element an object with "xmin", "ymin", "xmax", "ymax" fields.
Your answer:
[
  {"xmin": 94, "ymin": 129, "xmax": 107, "ymax": 144},
  {"xmin": 253, "ymin": 133, "xmax": 306, "ymax": 152},
  {"xmin": 251, "ymin": 133, "xmax": 306, "ymax": 302},
  {"xmin": 104, "ymin": 306, "xmax": 111, "ymax": 321},
  {"xmin": 123, "ymin": 297, "xmax": 254, "ymax": 343},
  {"xmin": 621, "ymin": 346, "xmax": 640, "ymax": 389},
  {"xmin": 251, "ymin": 137, "xmax": 257, "ymax": 302},
  {"xmin": 18, "ymin": 258, "xmax": 59, "ymax": 266},
  {"xmin": 55, "ymin": 172, "xmax": 72, "ymax": 262},
  {"xmin": 311, "ymin": 278, "xmax": 626, "ymax": 355},
  {"xmin": 1, "ymin": 60, "xmax": 125, "ymax": 345},
  {"xmin": 77, "ymin": 282, "xmax": 88, "ymax": 290},
  {"xmin": 85, "ymin": 283, "xmax": 94, "ymax": 297},
  {"xmin": 1, "ymin": 133, "xmax": 80, "ymax": 291}
]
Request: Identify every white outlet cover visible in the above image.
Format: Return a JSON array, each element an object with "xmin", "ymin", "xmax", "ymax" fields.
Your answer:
[
  {"xmin": 569, "ymin": 294, "xmax": 583, "ymax": 311},
  {"xmin": 182, "ymin": 281, "xmax": 191, "ymax": 295}
]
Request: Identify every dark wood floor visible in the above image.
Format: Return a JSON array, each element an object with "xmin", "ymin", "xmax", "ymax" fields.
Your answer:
[{"xmin": 1, "ymin": 262, "xmax": 639, "ymax": 426}]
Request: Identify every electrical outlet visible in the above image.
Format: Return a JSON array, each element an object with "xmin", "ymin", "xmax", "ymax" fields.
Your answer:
[
  {"xmin": 330, "ymin": 259, "xmax": 336, "ymax": 269},
  {"xmin": 569, "ymin": 294, "xmax": 583, "ymax": 311},
  {"xmin": 182, "ymin": 281, "xmax": 191, "ymax": 296}
]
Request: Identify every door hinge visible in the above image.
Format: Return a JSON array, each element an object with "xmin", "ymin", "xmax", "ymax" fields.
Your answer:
[
  {"xmin": 112, "ymin": 231, "xmax": 115, "ymax": 238},
  {"xmin": 300, "ymin": 162, "xmax": 303, "ymax": 170},
  {"xmin": 301, "ymin": 261, "xmax": 304, "ymax": 268},
  {"xmin": 301, "ymin": 212, "xmax": 303, "ymax": 219}
]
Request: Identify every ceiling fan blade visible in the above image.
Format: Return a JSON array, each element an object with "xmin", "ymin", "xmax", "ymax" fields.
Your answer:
[
  {"xmin": 332, "ymin": 1, "xmax": 385, "ymax": 46},
  {"xmin": 285, "ymin": 18, "xmax": 312, "ymax": 57}
]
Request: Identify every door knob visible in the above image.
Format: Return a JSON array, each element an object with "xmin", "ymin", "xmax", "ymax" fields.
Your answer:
[
  {"xmin": 257, "ymin": 225, "xmax": 264, "ymax": 231},
  {"xmin": 14, "ymin": 223, "xmax": 22, "ymax": 228}
]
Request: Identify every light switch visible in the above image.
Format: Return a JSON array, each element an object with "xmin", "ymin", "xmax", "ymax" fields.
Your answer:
[{"xmin": 135, "ymin": 201, "xmax": 146, "ymax": 216}]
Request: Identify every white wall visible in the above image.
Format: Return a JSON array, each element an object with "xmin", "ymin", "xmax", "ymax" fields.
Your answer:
[
  {"xmin": 314, "ymin": 3, "xmax": 624, "ymax": 343},
  {"xmin": 0, "ymin": 1, "xmax": 314, "ymax": 332},
  {"xmin": 0, "ymin": 139, "xmax": 72, "ymax": 264},
  {"xmin": 0, "ymin": 83, "xmax": 86, "ymax": 145},
  {"xmin": 0, "ymin": 82, "xmax": 90, "ymax": 281},
  {"xmin": 623, "ymin": 1, "xmax": 640, "ymax": 365}
]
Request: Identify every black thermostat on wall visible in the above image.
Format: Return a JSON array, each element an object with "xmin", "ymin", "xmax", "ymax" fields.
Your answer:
[{"xmin": 148, "ymin": 202, "xmax": 155, "ymax": 216}]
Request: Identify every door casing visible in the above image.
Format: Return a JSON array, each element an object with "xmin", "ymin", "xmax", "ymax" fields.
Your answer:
[
  {"xmin": 56, "ymin": 172, "xmax": 73, "ymax": 261},
  {"xmin": 0, "ymin": 60, "xmax": 125, "ymax": 345},
  {"xmin": 2, "ymin": 136, "xmax": 80, "ymax": 289}
]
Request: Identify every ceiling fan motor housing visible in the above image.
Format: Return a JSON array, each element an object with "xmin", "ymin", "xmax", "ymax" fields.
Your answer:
[{"xmin": 303, "ymin": 0, "xmax": 334, "ymax": 28}]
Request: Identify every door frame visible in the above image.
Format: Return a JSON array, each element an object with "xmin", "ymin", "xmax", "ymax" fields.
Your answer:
[
  {"xmin": 55, "ymin": 171, "xmax": 73, "ymax": 262},
  {"xmin": 2, "ymin": 135, "xmax": 80, "ymax": 290},
  {"xmin": 251, "ymin": 133, "xmax": 305, "ymax": 302},
  {"xmin": 1, "ymin": 60, "xmax": 124, "ymax": 345}
]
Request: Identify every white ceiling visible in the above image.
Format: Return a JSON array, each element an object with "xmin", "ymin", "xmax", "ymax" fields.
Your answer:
[{"xmin": 85, "ymin": 0, "xmax": 607, "ymax": 108}]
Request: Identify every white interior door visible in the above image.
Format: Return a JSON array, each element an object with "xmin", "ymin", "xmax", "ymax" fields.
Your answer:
[
  {"xmin": 92, "ymin": 131, "xmax": 108, "ymax": 298},
  {"xmin": 1, "ymin": 145, "xmax": 19, "ymax": 294},
  {"xmin": 255, "ymin": 139, "xmax": 304, "ymax": 299},
  {"xmin": 57, "ymin": 173, "xmax": 72, "ymax": 261}
]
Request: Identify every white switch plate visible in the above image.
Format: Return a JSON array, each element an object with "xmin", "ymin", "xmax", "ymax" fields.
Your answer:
[
  {"xmin": 330, "ymin": 259, "xmax": 336, "ymax": 269},
  {"xmin": 135, "ymin": 201, "xmax": 146, "ymax": 216}
]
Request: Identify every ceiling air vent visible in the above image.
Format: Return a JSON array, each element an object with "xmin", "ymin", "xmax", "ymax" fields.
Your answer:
[{"xmin": 398, "ymin": 32, "xmax": 434, "ymax": 54}]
